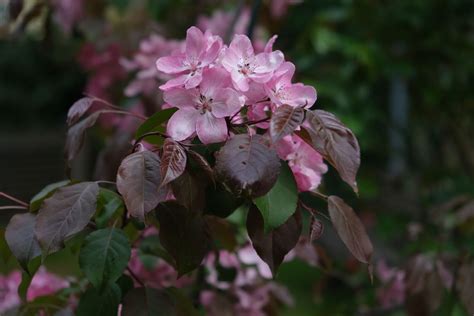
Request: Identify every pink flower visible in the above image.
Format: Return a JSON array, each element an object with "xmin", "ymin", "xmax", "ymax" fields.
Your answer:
[
  {"xmin": 0, "ymin": 271, "xmax": 21, "ymax": 314},
  {"xmin": 52, "ymin": 0, "xmax": 84, "ymax": 34},
  {"xmin": 156, "ymin": 27, "xmax": 221, "ymax": 90},
  {"xmin": 270, "ymin": 0, "xmax": 302, "ymax": 18},
  {"xmin": 277, "ymin": 134, "xmax": 327, "ymax": 192},
  {"xmin": 164, "ymin": 67, "xmax": 243, "ymax": 144},
  {"xmin": 198, "ymin": 9, "xmax": 250, "ymax": 39},
  {"xmin": 27, "ymin": 267, "xmax": 70, "ymax": 301},
  {"xmin": 221, "ymin": 34, "xmax": 284, "ymax": 92},
  {"xmin": 265, "ymin": 61, "xmax": 317, "ymax": 108},
  {"xmin": 376, "ymin": 260, "xmax": 406, "ymax": 308}
]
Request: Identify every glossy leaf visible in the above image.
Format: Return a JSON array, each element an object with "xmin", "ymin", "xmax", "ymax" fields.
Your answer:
[
  {"xmin": 79, "ymin": 228, "xmax": 131, "ymax": 288},
  {"xmin": 214, "ymin": 134, "xmax": 281, "ymax": 198},
  {"xmin": 5, "ymin": 213, "xmax": 41, "ymax": 271},
  {"xmin": 67, "ymin": 97, "xmax": 95, "ymax": 126},
  {"xmin": 65, "ymin": 112, "xmax": 100, "ymax": 165},
  {"xmin": 270, "ymin": 104, "xmax": 305, "ymax": 143},
  {"xmin": 29, "ymin": 180, "xmax": 70, "ymax": 212},
  {"xmin": 303, "ymin": 110, "xmax": 360, "ymax": 193},
  {"xmin": 327, "ymin": 195, "xmax": 373, "ymax": 264},
  {"xmin": 35, "ymin": 182, "xmax": 100, "ymax": 255},
  {"xmin": 156, "ymin": 201, "xmax": 211, "ymax": 276},
  {"xmin": 160, "ymin": 139, "xmax": 187, "ymax": 187},
  {"xmin": 135, "ymin": 108, "xmax": 177, "ymax": 139},
  {"xmin": 246, "ymin": 204, "xmax": 302, "ymax": 275},
  {"xmin": 76, "ymin": 283, "xmax": 121, "ymax": 316},
  {"xmin": 117, "ymin": 151, "xmax": 166, "ymax": 221},
  {"xmin": 253, "ymin": 163, "xmax": 298, "ymax": 232}
]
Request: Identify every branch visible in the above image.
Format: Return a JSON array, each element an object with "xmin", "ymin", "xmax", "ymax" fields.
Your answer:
[
  {"xmin": 0, "ymin": 192, "xmax": 29, "ymax": 207},
  {"xmin": 0, "ymin": 206, "xmax": 28, "ymax": 211},
  {"xmin": 126, "ymin": 266, "xmax": 145, "ymax": 287},
  {"xmin": 232, "ymin": 116, "xmax": 270, "ymax": 127}
]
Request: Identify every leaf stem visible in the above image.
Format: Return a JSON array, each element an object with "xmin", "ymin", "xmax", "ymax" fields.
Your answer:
[
  {"xmin": 0, "ymin": 192, "xmax": 29, "ymax": 207},
  {"xmin": 0, "ymin": 205, "xmax": 28, "ymax": 211},
  {"xmin": 98, "ymin": 109, "xmax": 147, "ymax": 121},
  {"xmin": 84, "ymin": 94, "xmax": 124, "ymax": 111},
  {"xmin": 233, "ymin": 116, "xmax": 270, "ymax": 127},
  {"xmin": 134, "ymin": 131, "xmax": 168, "ymax": 146},
  {"xmin": 309, "ymin": 190, "xmax": 329, "ymax": 201},
  {"xmin": 126, "ymin": 266, "xmax": 145, "ymax": 287}
]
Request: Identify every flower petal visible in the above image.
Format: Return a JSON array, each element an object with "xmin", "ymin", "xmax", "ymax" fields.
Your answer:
[
  {"xmin": 156, "ymin": 55, "xmax": 187, "ymax": 74},
  {"xmin": 184, "ymin": 69, "xmax": 203, "ymax": 89},
  {"xmin": 185, "ymin": 26, "xmax": 205, "ymax": 61},
  {"xmin": 281, "ymin": 84, "xmax": 317, "ymax": 108},
  {"xmin": 196, "ymin": 113, "xmax": 228, "ymax": 144},
  {"xmin": 159, "ymin": 74, "xmax": 187, "ymax": 91},
  {"xmin": 163, "ymin": 88, "xmax": 199, "ymax": 109},
  {"xmin": 167, "ymin": 109, "xmax": 199, "ymax": 141},
  {"xmin": 200, "ymin": 67, "xmax": 230, "ymax": 98},
  {"xmin": 229, "ymin": 34, "xmax": 254, "ymax": 59},
  {"xmin": 211, "ymin": 88, "xmax": 243, "ymax": 118}
]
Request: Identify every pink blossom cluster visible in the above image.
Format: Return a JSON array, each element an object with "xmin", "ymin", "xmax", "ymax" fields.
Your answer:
[
  {"xmin": 375, "ymin": 260, "xmax": 406, "ymax": 309},
  {"xmin": 156, "ymin": 27, "xmax": 325, "ymax": 191},
  {"xmin": 0, "ymin": 267, "xmax": 70, "ymax": 314}
]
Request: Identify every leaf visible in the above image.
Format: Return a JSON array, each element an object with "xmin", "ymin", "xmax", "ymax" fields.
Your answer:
[
  {"xmin": 121, "ymin": 287, "xmax": 175, "ymax": 316},
  {"xmin": 29, "ymin": 180, "xmax": 70, "ymax": 212},
  {"xmin": 117, "ymin": 151, "xmax": 167, "ymax": 221},
  {"xmin": 160, "ymin": 139, "xmax": 187, "ymax": 187},
  {"xmin": 95, "ymin": 189, "xmax": 124, "ymax": 228},
  {"xmin": 187, "ymin": 150, "xmax": 214, "ymax": 183},
  {"xmin": 65, "ymin": 112, "xmax": 100, "ymax": 165},
  {"xmin": 309, "ymin": 215, "xmax": 324, "ymax": 241},
  {"xmin": 253, "ymin": 163, "xmax": 298, "ymax": 232},
  {"xmin": 269, "ymin": 104, "xmax": 305, "ymax": 143},
  {"xmin": 214, "ymin": 134, "xmax": 281, "ymax": 198},
  {"xmin": 303, "ymin": 110, "xmax": 360, "ymax": 193},
  {"xmin": 170, "ymin": 166, "xmax": 208, "ymax": 212},
  {"xmin": 76, "ymin": 283, "xmax": 121, "ymax": 316},
  {"xmin": 35, "ymin": 182, "xmax": 100, "ymax": 255},
  {"xmin": 205, "ymin": 183, "xmax": 243, "ymax": 218},
  {"xmin": 327, "ymin": 195, "xmax": 373, "ymax": 264},
  {"xmin": 156, "ymin": 201, "xmax": 211, "ymax": 276},
  {"xmin": 135, "ymin": 108, "xmax": 177, "ymax": 140},
  {"xmin": 67, "ymin": 97, "xmax": 95, "ymax": 126},
  {"xmin": 5, "ymin": 213, "xmax": 41, "ymax": 271},
  {"xmin": 457, "ymin": 260, "xmax": 474, "ymax": 314},
  {"xmin": 205, "ymin": 216, "xmax": 238, "ymax": 251},
  {"xmin": 79, "ymin": 228, "xmax": 131, "ymax": 288},
  {"xmin": 246, "ymin": 204, "xmax": 302, "ymax": 275}
]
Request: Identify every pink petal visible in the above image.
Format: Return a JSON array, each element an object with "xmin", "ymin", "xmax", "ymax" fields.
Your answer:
[
  {"xmin": 221, "ymin": 46, "xmax": 241, "ymax": 72},
  {"xmin": 156, "ymin": 55, "xmax": 187, "ymax": 74},
  {"xmin": 163, "ymin": 88, "xmax": 199, "ymax": 109},
  {"xmin": 229, "ymin": 34, "xmax": 254, "ymax": 59},
  {"xmin": 185, "ymin": 26, "xmax": 205, "ymax": 61},
  {"xmin": 254, "ymin": 51, "xmax": 284, "ymax": 74},
  {"xmin": 196, "ymin": 113, "xmax": 228, "ymax": 144},
  {"xmin": 167, "ymin": 109, "xmax": 199, "ymax": 141},
  {"xmin": 184, "ymin": 69, "xmax": 203, "ymax": 89},
  {"xmin": 264, "ymin": 35, "xmax": 278, "ymax": 53},
  {"xmin": 159, "ymin": 74, "xmax": 187, "ymax": 91},
  {"xmin": 282, "ymin": 84, "xmax": 317, "ymax": 108},
  {"xmin": 231, "ymin": 69, "xmax": 249, "ymax": 91},
  {"xmin": 211, "ymin": 88, "xmax": 243, "ymax": 118},
  {"xmin": 201, "ymin": 39, "xmax": 221, "ymax": 66},
  {"xmin": 200, "ymin": 67, "xmax": 231, "ymax": 98}
]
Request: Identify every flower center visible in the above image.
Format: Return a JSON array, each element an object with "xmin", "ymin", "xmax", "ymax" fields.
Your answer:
[{"xmin": 198, "ymin": 94, "xmax": 213, "ymax": 114}]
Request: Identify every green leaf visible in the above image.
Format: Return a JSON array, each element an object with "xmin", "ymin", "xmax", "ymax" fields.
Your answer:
[
  {"xmin": 135, "ymin": 108, "xmax": 177, "ymax": 144},
  {"xmin": 18, "ymin": 258, "xmax": 41, "ymax": 301},
  {"xmin": 95, "ymin": 189, "xmax": 124, "ymax": 228},
  {"xmin": 253, "ymin": 163, "xmax": 298, "ymax": 232},
  {"xmin": 76, "ymin": 283, "xmax": 121, "ymax": 316},
  {"xmin": 79, "ymin": 228, "xmax": 131, "ymax": 288},
  {"xmin": 29, "ymin": 180, "xmax": 70, "ymax": 212}
]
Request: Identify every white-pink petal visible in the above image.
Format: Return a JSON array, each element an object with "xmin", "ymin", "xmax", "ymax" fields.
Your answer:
[
  {"xmin": 196, "ymin": 113, "xmax": 228, "ymax": 144},
  {"xmin": 167, "ymin": 109, "xmax": 199, "ymax": 141}
]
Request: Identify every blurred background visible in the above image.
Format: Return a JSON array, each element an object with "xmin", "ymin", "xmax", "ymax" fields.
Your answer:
[{"xmin": 0, "ymin": 0, "xmax": 473, "ymax": 315}]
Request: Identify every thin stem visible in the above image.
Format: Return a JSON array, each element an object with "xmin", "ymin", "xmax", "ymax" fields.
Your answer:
[
  {"xmin": 126, "ymin": 266, "xmax": 145, "ymax": 287},
  {"xmin": 95, "ymin": 180, "xmax": 116, "ymax": 186},
  {"xmin": 134, "ymin": 131, "xmax": 168, "ymax": 145},
  {"xmin": 99, "ymin": 109, "xmax": 147, "ymax": 121},
  {"xmin": 0, "ymin": 192, "xmax": 29, "ymax": 207},
  {"xmin": 309, "ymin": 190, "xmax": 329, "ymax": 201},
  {"xmin": 232, "ymin": 116, "xmax": 270, "ymax": 127},
  {"xmin": 0, "ymin": 206, "xmax": 28, "ymax": 211},
  {"xmin": 84, "ymin": 94, "xmax": 123, "ymax": 111}
]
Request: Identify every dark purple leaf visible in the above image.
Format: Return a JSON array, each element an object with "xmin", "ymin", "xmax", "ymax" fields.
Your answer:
[
  {"xmin": 187, "ymin": 150, "xmax": 214, "ymax": 183},
  {"xmin": 214, "ymin": 134, "xmax": 280, "ymax": 198},
  {"xmin": 170, "ymin": 161, "xmax": 209, "ymax": 212},
  {"xmin": 309, "ymin": 215, "xmax": 324, "ymax": 241},
  {"xmin": 269, "ymin": 105, "xmax": 305, "ymax": 143},
  {"xmin": 156, "ymin": 201, "xmax": 211, "ymax": 276},
  {"xmin": 67, "ymin": 97, "xmax": 96, "ymax": 126},
  {"xmin": 5, "ymin": 213, "xmax": 41, "ymax": 271},
  {"xmin": 246, "ymin": 204, "xmax": 302, "ymax": 275},
  {"xmin": 116, "ymin": 151, "xmax": 166, "ymax": 221},
  {"xmin": 160, "ymin": 139, "xmax": 187, "ymax": 187},
  {"xmin": 65, "ymin": 112, "xmax": 100, "ymax": 165},
  {"xmin": 303, "ymin": 110, "xmax": 360, "ymax": 193},
  {"xmin": 457, "ymin": 260, "xmax": 474, "ymax": 314},
  {"xmin": 327, "ymin": 196, "xmax": 372, "ymax": 264},
  {"xmin": 35, "ymin": 182, "xmax": 99, "ymax": 255}
]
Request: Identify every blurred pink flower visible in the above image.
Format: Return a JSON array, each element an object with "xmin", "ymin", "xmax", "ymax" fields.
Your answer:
[
  {"xmin": 52, "ymin": 0, "xmax": 84, "ymax": 34},
  {"xmin": 270, "ymin": 0, "xmax": 302, "ymax": 18},
  {"xmin": 164, "ymin": 67, "xmax": 243, "ymax": 144},
  {"xmin": 197, "ymin": 9, "xmax": 250, "ymax": 39},
  {"xmin": 277, "ymin": 134, "xmax": 327, "ymax": 191},
  {"xmin": 0, "ymin": 271, "xmax": 21, "ymax": 314},
  {"xmin": 157, "ymin": 27, "xmax": 221, "ymax": 90},
  {"xmin": 221, "ymin": 34, "xmax": 284, "ymax": 91},
  {"xmin": 376, "ymin": 260, "xmax": 406, "ymax": 308}
]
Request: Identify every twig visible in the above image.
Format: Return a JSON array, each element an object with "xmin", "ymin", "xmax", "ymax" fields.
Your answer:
[
  {"xmin": 309, "ymin": 190, "xmax": 329, "ymax": 201},
  {"xmin": 0, "ymin": 205, "xmax": 28, "ymax": 211},
  {"xmin": 98, "ymin": 109, "xmax": 147, "ymax": 121},
  {"xmin": 126, "ymin": 266, "xmax": 145, "ymax": 287},
  {"xmin": 84, "ymin": 93, "xmax": 124, "ymax": 111},
  {"xmin": 232, "ymin": 116, "xmax": 270, "ymax": 127},
  {"xmin": 134, "ymin": 131, "xmax": 168, "ymax": 146},
  {"xmin": 0, "ymin": 192, "xmax": 29, "ymax": 207}
]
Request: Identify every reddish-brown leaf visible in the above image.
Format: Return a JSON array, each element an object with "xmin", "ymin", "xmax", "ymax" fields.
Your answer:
[
  {"xmin": 187, "ymin": 150, "xmax": 214, "ymax": 183},
  {"xmin": 160, "ymin": 139, "xmax": 187, "ymax": 187},
  {"xmin": 246, "ymin": 204, "xmax": 302, "ymax": 276},
  {"xmin": 304, "ymin": 110, "xmax": 360, "ymax": 193},
  {"xmin": 309, "ymin": 215, "xmax": 324, "ymax": 241},
  {"xmin": 214, "ymin": 134, "xmax": 280, "ymax": 198},
  {"xmin": 327, "ymin": 196, "xmax": 372, "ymax": 264},
  {"xmin": 457, "ymin": 259, "xmax": 474, "ymax": 314},
  {"xmin": 117, "ymin": 151, "xmax": 166, "ymax": 221},
  {"xmin": 67, "ymin": 97, "xmax": 95, "ymax": 126},
  {"xmin": 269, "ymin": 105, "xmax": 305, "ymax": 143},
  {"xmin": 65, "ymin": 112, "xmax": 100, "ymax": 165}
]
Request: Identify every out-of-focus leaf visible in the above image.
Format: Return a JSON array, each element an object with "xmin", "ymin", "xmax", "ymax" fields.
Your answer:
[
  {"xmin": 121, "ymin": 287, "xmax": 175, "ymax": 316},
  {"xmin": 95, "ymin": 189, "xmax": 124, "ymax": 228},
  {"xmin": 35, "ymin": 182, "xmax": 99, "ymax": 255},
  {"xmin": 215, "ymin": 134, "xmax": 281, "ymax": 198},
  {"xmin": 117, "ymin": 151, "xmax": 167, "ymax": 221},
  {"xmin": 327, "ymin": 196, "xmax": 372, "ymax": 264},
  {"xmin": 303, "ymin": 110, "xmax": 360, "ymax": 193},
  {"xmin": 65, "ymin": 112, "xmax": 100, "ymax": 165},
  {"xmin": 253, "ymin": 163, "xmax": 298, "ymax": 232},
  {"xmin": 270, "ymin": 104, "xmax": 305, "ymax": 143},
  {"xmin": 29, "ymin": 180, "xmax": 70, "ymax": 212},
  {"xmin": 246, "ymin": 205, "xmax": 302, "ymax": 275},
  {"xmin": 79, "ymin": 228, "xmax": 131, "ymax": 289},
  {"xmin": 156, "ymin": 201, "xmax": 211, "ymax": 276},
  {"xmin": 135, "ymin": 108, "xmax": 177, "ymax": 141},
  {"xmin": 76, "ymin": 283, "xmax": 121, "ymax": 316},
  {"xmin": 457, "ymin": 259, "xmax": 474, "ymax": 314},
  {"xmin": 205, "ymin": 215, "xmax": 238, "ymax": 251},
  {"xmin": 309, "ymin": 215, "xmax": 324, "ymax": 241},
  {"xmin": 5, "ymin": 213, "xmax": 41, "ymax": 272},
  {"xmin": 67, "ymin": 97, "xmax": 95, "ymax": 126},
  {"xmin": 160, "ymin": 139, "xmax": 187, "ymax": 187}
]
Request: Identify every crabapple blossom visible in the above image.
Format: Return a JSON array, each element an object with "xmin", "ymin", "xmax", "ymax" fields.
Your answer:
[
  {"xmin": 221, "ymin": 34, "xmax": 284, "ymax": 91},
  {"xmin": 277, "ymin": 134, "xmax": 327, "ymax": 192},
  {"xmin": 164, "ymin": 67, "xmax": 243, "ymax": 144},
  {"xmin": 156, "ymin": 27, "xmax": 221, "ymax": 90}
]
